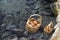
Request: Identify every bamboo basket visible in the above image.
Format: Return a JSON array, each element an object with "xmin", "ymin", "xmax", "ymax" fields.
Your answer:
[{"xmin": 25, "ymin": 14, "xmax": 42, "ymax": 33}]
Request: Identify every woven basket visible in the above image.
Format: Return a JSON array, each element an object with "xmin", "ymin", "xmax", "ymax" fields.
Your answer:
[{"xmin": 25, "ymin": 14, "xmax": 42, "ymax": 33}]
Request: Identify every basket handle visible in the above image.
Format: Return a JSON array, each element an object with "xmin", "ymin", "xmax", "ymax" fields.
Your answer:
[{"xmin": 29, "ymin": 14, "xmax": 42, "ymax": 18}]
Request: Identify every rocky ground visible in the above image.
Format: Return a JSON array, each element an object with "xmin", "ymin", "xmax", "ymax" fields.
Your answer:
[{"xmin": 0, "ymin": 0, "xmax": 56, "ymax": 40}]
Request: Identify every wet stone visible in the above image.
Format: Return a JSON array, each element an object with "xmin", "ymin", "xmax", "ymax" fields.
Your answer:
[
  {"xmin": 35, "ymin": 4, "xmax": 40, "ymax": 9},
  {"xmin": 0, "ymin": 13, "xmax": 5, "ymax": 25},
  {"xmin": 32, "ymin": 0, "xmax": 38, "ymax": 3},
  {"xmin": 38, "ymin": 9, "xmax": 53, "ymax": 16},
  {"xmin": 1, "ymin": 24, "xmax": 6, "ymax": 33},
  {"xmin": 10, "ymin": 29, "xmax": 23, "ymax": 37},
  {"xmin": 3, "ymin": 34, "xmax": 18, "ymax": 40},
  {"xmin": 18, "ymin": 21, "xmax": 26, "ymax": 30},
  {"xmin": 44, "ymin": 0, "xmax": 55, "ymax": 2},
  {"xmin": 23, "ymin": 31, "xmax": 29, "ymax": 37},
  {"xmin": 32, "ymin": 33, "xmax": 43, "ymax": 39},
  {"xmin": 44, "ymin": 9, "xmax": 53, "ymax": 15},
  {"xmin": 6, "ymin": 0, "xmax": 12, "ymax": 3},
  {"xmin": 3, "ymin": 15, "xmax": 14, "ymax": 25},
  {"xmin": 26, "ymin": 0, "xmax": 37, "ymax": 3},
  {"xmin": 6, "ymin": 24, "xmax": 17, "ymax": 30},
  {"xmin": 0, "ymin": 0, "xmax": 27, "ymax": 15},
  {"xmin": 34, "ymin": 1, "xmax": 41, "ymax": 9},
  {"xmin": 36, "ymin": 39, "xmax": 47, "ymax": 40},
  {"xmin": 0, "ymin": 0, "xmax": 56, "ymax": 40},
  {"xmin": 2, "ymin": 31, "xmax": 11, "ymax": 39},
  {"xmin": 28, "ymin": 35, "xmax": 33, "ymax": 40},
  {"xmin": 42, "ymin": 33, "xmax": 49, "ymax": 39},
  {"xmin": 35, "ymin": 39, "xmax": 43, "ymax": 40},
  {"xmin": 26, "ymin": 1, "xmax": 34, "ymax": 6},
  {"xmin": 11, "ymin": 30, "xmax": 24, "ymax": 38},
  {"xmin": 11, "ymin": 28, "xmax": 23, "ymax": 32},
  {"xmin": 29, "ymin": 5, "xmax": 36, "ymax": 10},
  {"xmin": 19, "ymin": 37, "xmax": 29, "ymax": 40},
  {"xmin": 32, "ymin": 10, "xmax": 38, "ymax": 14},
  {"xmin": 25, "ymin": 8, "xmax": 32, "ymax": 14},
  {"xmin": 1, "ymin": 24, "xmax": 6, "ymax": 30}
]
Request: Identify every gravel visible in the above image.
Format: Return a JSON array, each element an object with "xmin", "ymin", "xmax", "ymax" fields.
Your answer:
[{"xmin": 0, "ymin": 0, "xmax": 56, "ymax": 40}]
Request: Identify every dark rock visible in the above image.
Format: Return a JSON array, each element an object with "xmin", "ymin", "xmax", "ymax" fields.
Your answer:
[
  {"xmin": 32, "ymin": 33, "xmax": 43, "ymax": 39},
  {"xmin": 10, "ymin": 29, "xmax": 23, "ymax": 37},
  {"xmin": 0, "ymin": 0, "xmax": 56, "ymax": 40},
  {"xmin": 36, "ymin": 39, "xmax": 43, "ymax": 40},
  {"xmin": 0, "ymin": 0, "xmax": 27, "ymax": 15},
  {"xmin": 44, "ymin": 0, "xmax": 56, "ymax": 2},
  {"xmin": 3, "ymin": 34, "xmax": 18, "ymax": 40},
  {"xmin": 3, "ymin": 14, "xmax": 14, "ymax": 25},
  {"xmin": 6, "ymin": 24, "xmax": 17, "ymax": 30},
  {"xmin": 42, "ymin": 15, "xmax": 56, "ymax": 28},
  {"xmin": 1, "ymin": 24, "xmax": 6, "ymax": 33},
  {"xmin": 2, "ymin": 31, "xmax": 11, "ymax": 39},
  {"xmin": 36, "ymin": 39, "xmax": 47, "ymax": 40},
  {"xmin": 19, "ymin": 21, "xmax": 26, "ymax": 30},
  {"xmin": 28, "ymin": 35, "xmax": 33, "ymax": 40},
  {"xmin": 26, "ymin": 1, "xmax": 34, "ymax": 6},
  {"xmin": 6, "ymin": 0, "xmax": 12, "ymax": 3},
  {"xmin": 32, "ymin": 0, "xmax": 38, "ymax": 3},
  {"xmin": 25, "ymin": 8, "xmax": 32, "ymax": 14},
  {"xmin": 38, "ymin": 8, "xmax": 53, "ymax": 16},
  {"xmin": 0, "ymin": 13, "xmax": 5, "ymax": 25},
  {"xmin": 1, "ymin": 24, "xmax": 6, "ymax": 30},
  {"xmin": 19, "ymin": 37, "xmax": 29, "ymax": 40},
  {"xmin": 24, "ymin": 31, "xmax": 29, "ymax": 37},
  {"xmin": 35, "ymin": 4, "xmax": 40, "ymax": 9},
  {"xmin": 32, "ymin": 10, "xmax": 38, "ymax": 14},
  {"xmin": 26, "ymin": 0, "xmax": 37, "ymax": 3},
  {"xmin": 34, "ymin": 1, "xmax": 40, "ymax": 10},
  {"xmin": 11, "ymin": 29, "xmax": 23, "ymax": 33},
  {"xmin": 29, "ymin": 5, "xmax": 35, "ymax": 10}
]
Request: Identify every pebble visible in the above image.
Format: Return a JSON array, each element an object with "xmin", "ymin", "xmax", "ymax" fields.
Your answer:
[
  {"xmin": 19, "ymin": 37, "xmax": 29, "ymax": 40},
  {"xmin": 0, "ymin": 0, "xmax": 56, "ymax": 40}
]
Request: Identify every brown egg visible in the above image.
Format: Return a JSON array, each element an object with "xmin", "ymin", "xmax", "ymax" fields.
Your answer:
[{"xmin": 29, "ymin": 19, "xmax": 38, "ymax": 27}]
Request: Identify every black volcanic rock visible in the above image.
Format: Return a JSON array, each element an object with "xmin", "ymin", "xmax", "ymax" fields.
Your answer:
[
  {"xmin": 19, "ymin": 37, "xmax": 30, "ymax": 40},
  {"xmin": 0, "ymin": 0, "xmax": 56, "ymax": 40}
]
